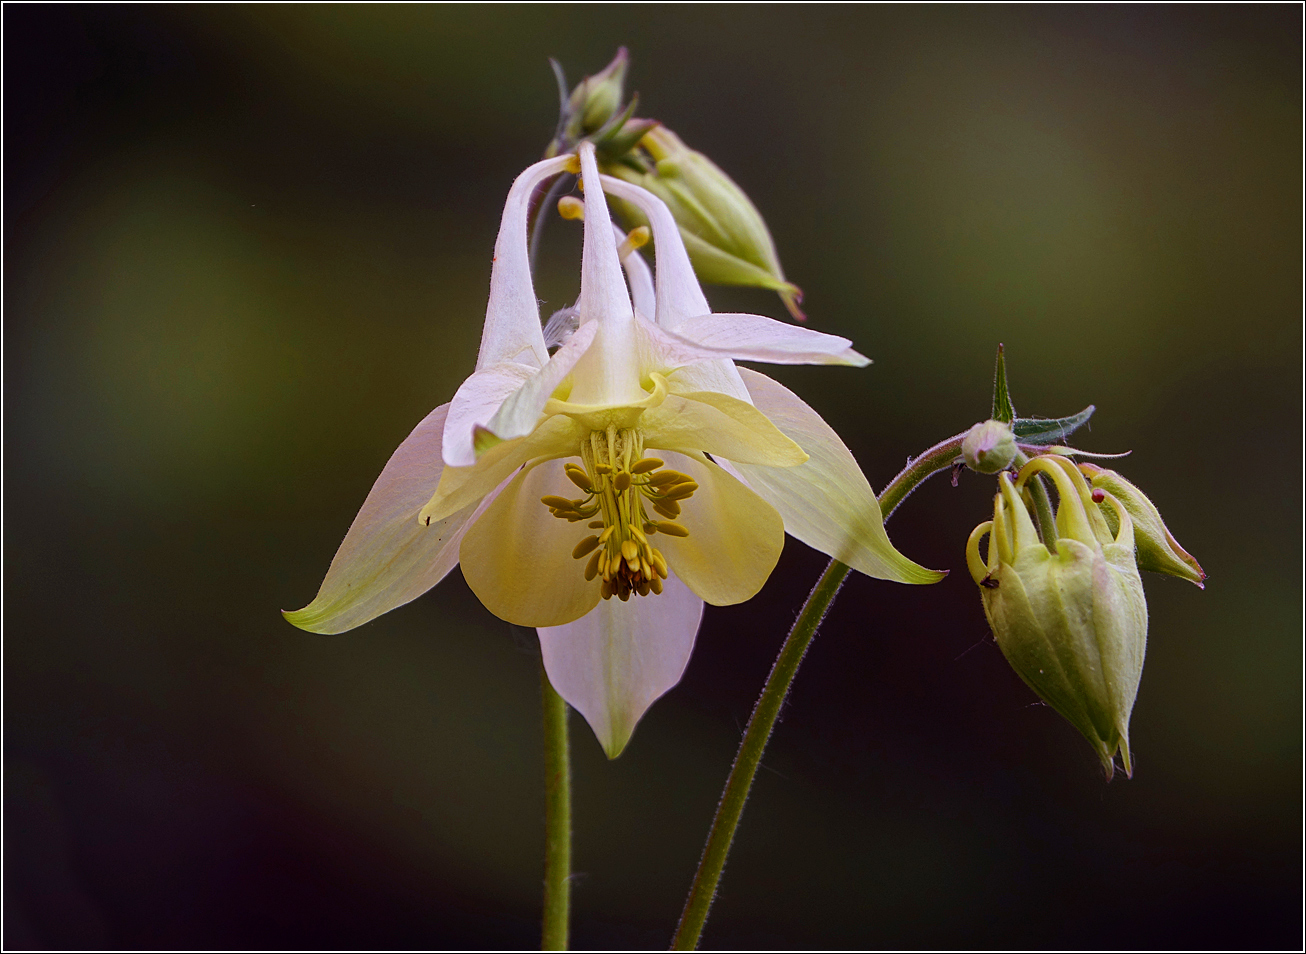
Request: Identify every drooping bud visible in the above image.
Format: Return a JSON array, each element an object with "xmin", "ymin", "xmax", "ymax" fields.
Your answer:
[
  {"xmin": 605, "ymin": 126, "xmax": 805, "ymax": 320},
  {"xmin": 966, "ymin": 454, "xmax": 1148, "ymax": 779},
  {"xmin": 565, "ymin": 48, "xmax": 630, "ymax": 139},
  {"xmin": 1078, "ymin": 463, "xmax": 1205, "ymax": 587},
  {"xmin": 962, "ymin": 420, "xmax": 1018, "ymax": 474}
]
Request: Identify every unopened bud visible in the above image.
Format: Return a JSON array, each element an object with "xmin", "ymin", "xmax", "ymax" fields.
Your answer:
[
  {"xmin": 962, "ymin": 420, "xmax": 1017, "ymax": 474},
  {"xmin": 566, "ymin": 48, "xmax": 629, "ymax": 138},
  {"xmin": 605, "ymin": 126, "xmax": 805, "ymax": 319},
  {"xmin": 967, "ymin": 455, "xmax": 1147, "ymax": 779},
  {"xmin": 1078, "ymin": 464, "xmax": 1205, "ymax": 587}
]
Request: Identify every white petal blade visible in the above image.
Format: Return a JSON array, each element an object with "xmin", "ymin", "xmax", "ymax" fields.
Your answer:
[
  {"xmin": 538, "ymin": 572, "xmax": 704, "ymax": 759},
  {"xmin": 285, "ymin": 404, "xmax": 474, "ymax": 634},
  {"xmin": 483, "ymin": 321, "xmax": 599, "ymax": 444},
  {"xmin": 459, "ymin": 460, "xmax": 602, "ymax": 628},
  {"xmin": 479, "ymin": 155, "xmax": 575, "ymax": 371},
  {"xmin": 442, "ymin": 361, "xmax": 538, "ymax": 468},
  {"xmin": 599, "ymin": 174, "xmax": 710, "ymax": 329},
  {"xmin": 730, "ymin": 369, "xmax": 944, "ymax": 585}
]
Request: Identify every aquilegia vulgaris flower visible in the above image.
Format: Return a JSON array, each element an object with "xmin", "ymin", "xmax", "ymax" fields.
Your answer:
[{"xmin": 286, "ymin": 142, "xmax": 941, "ymax": 756}]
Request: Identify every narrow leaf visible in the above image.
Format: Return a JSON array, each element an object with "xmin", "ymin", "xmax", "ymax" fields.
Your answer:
[
  {"xmin": 1013, "ymin": 406, "xmax": 1096, "ymax": 445},
  {"xmin": 991, "ymin": 343, "xmax": 1016, "ymax": 423}
]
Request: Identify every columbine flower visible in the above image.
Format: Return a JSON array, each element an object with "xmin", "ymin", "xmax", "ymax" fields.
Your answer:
[{"xmin": 286, "ymin": 142, "xmax": 940, "ymax": 757}]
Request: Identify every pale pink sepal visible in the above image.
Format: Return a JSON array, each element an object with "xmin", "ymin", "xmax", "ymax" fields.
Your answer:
[
  {"xmin": 538, "ymin": 572, "xmax": 704, "ymax": 759},
  {"xmin": 285, "ymin": 404, "xmax": 489, "ymax": 634},
  {"xmin": 729, "ymin": 369, "xmax": 944, "ymax": 585},
  {"xmin": 442, "ymin": 361, "xmax": 537, "ymax": 468},
  {"xmin": 667, "ymin": 313, "xmax": 869, "ymax": 367},
  {"xmin": 477, "ymin": 155, "xmax": 575, "ymax": 372}
]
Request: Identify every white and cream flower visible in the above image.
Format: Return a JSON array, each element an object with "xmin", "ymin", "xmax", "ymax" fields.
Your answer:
[{"xmin": 286, "ymin": 142, "xmax": 941, "ymax": 756}]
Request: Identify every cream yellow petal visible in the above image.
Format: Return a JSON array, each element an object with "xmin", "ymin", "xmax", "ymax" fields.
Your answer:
[
  {"xmin": 418, "ymin": 413, "xmax": 584, "ymax": 526},
  {"xmin": 652, "ymin": 451, "xmax": 785, "ymax": 606},
  {"xmin": 459, "ymin": 460, "xmax": 602, "ymax": 627},
  {"xmin": 728, "ymin": 368, "xmax": 944, "ymax": 585},
  {"xmin": 642, "ymin": 389, "xmax": 807, "ymax": 467}
]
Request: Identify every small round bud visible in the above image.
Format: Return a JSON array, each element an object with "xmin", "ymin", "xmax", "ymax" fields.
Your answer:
[{"xmin": 962, "ymin": 420, "xmax": 1017, "ymax": 474}]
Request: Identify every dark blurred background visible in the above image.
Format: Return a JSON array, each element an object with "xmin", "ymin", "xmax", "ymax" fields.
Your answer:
[{"xmin": 5, "ymin": 5, "xmax": 1300, "ymax": 949}]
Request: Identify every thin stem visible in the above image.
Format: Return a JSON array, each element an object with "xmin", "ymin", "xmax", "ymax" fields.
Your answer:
[
  {"xmin": 541, "ymin": 664, "xmax": 572, "ymax": 951},
  {"xmin": 671, "ymin": 559, "xmax": 851, "ymax": 950},
  {"xmin": 671, "ymin": 434, "xmax": 968, "ymax": 950}
]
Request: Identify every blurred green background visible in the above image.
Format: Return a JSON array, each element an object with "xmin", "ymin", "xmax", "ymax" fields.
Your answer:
[{"xmin": 5, "ymin": 5, "xmax": 1299, "ymax": 949}]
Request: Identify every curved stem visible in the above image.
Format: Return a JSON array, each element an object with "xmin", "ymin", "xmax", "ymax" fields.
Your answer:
[
  {"xmin": 671, "ymin": 434, "xmax": 968, "ymax": 950},
  {"xmin": 541, "ymin": 664, "xmax": 572, "ymax": 951}
]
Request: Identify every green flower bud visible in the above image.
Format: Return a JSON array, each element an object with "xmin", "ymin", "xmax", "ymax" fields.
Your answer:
[
  {"xmin": 966, "ymin": 455, "xmax": 1147, "ymax": 779},
  {"xmin": 962, "ymin": 420, "xmax": 1018, "ymax": 474},
  {"xmin": 1078, "ymin": 463, "xmax": 1205, "ymax": 587},
  {"xmin": 605, "ymin": 126, "xmax": 805, "ymax": 320},
  {"xmin": 566, "ymin": 48, "xmax": 629, "ymax": 139}
]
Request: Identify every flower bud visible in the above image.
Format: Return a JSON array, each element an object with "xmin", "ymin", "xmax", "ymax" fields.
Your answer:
[
  {"xmin": 1078, "ymin": 463, "xmax": 1205, "ymax": 587},
  {"xmin": 566, "ymin": 48, "xmax": 630, "ymax": 138},
  {"xmin": 966, "ymin": 455, "xmax": 1148, "ymax": 779},
  {"xmin": 962, "ymin": 420, "xmax": 1017, "ymax": 474},
  {"xmin": 605, "ymin": 126, "xmax": 805, "ymax": 319}
]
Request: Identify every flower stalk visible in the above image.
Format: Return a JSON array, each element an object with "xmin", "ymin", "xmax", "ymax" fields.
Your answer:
[
  {"xmin": 541, "ymin": 665, "xmax": 572, "ymax": 951},
  {"xmin": 671, "ymin": 431, "xmax": 968, "ymax": 950}
]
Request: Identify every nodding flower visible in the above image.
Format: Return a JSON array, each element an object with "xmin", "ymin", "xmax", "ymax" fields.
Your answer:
[
  {"xmin": 968, "ymin": 455, "xmax": 1147, "ymax": 779},
  {"xmin": 286, "ymin": 142, "xmax": 941, "ymax": 757}
]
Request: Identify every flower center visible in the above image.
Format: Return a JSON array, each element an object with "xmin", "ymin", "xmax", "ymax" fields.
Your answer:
[{"xmin": 540, "ymin": 426, "xmax": 698, "ymax": 602}]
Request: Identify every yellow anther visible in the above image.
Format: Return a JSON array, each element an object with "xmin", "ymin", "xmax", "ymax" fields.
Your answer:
[
  {"xmin": 650, "ymin": 577, "xmax": 663, "ymax": 595},
  {"xmin": 630, "ymin": 458, "xmax": 663, "ymax": 474},
  {"xmin": 653, "ymin": 499, "xmax": 681, "ymax": 518},
  {"xmin": 584, "ymin": 549, "xmax": 602, "ymax": 581},
  {"xmin": 617, "ymin": 226, "xmax": 651, "ymax": 261},
  {"xmin": 562, "ymin": 154, "xmax": 581, "ymax": 175},
  {"xmin": 557, "ymin": 195, "xmax": 585, "ymax": 220},
  {"xmin": 598, "ymin": 526, "xmax": 615, "ymax": 544},
  {"xmin": 588, "ymin": 520, "xmax": 604, "ymax": 529},
  {"xmin": 655, "ymin": 521, "xmax": 689, "ymax": 537},
  {"xmin": 614, "ymin": 471, "xmax": 632, "ymax": 492},
  {"xmin": 565, "ymin": 466, "xmax": 593, "ymax": 492},
  {"xmin": 572, "ymin": 535, "xmax": 600, "ymax": 559},
  {"xmin": 595, "ymin": 463, "xmax": 613, "ymax": 475},
  {"xmin": 651, "ymin": 550, "xmax": 669, "ymax": 578},
  {"xmin": 663, "ymin": 482, "xmax": 699, "ymax": 501},
  {"xmin": 541, "ymin": 495, "xmax": 574, "ymax": 510},
  {"xmin": 630, "ymin": 526, "xmax": 648, "ymax": 545},
  {"xmin": 646, "ymin": 471, "xmax": 686, "ymax": 487},
  {"xmin": 621, "ymin": 540, "xmax": 640, "ymax": 563},
  {"xmin": 643, "ymin": 522, "xmax": 658, "ymax": 534}
]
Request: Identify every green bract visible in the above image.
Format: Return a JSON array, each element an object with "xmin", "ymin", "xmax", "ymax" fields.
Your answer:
[
  {"xmin": 606, "ymin": 127, "xmax": 805, "ymax": 320},
  {"xmin": 967, "ymin": 455, "xmax": 1147, "ymax": 779}
]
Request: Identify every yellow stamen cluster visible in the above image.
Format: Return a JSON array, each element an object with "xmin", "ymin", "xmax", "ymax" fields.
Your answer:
[{"xmin": 540, "ymin": 426, "xmax": 698, "ymax": 602}]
